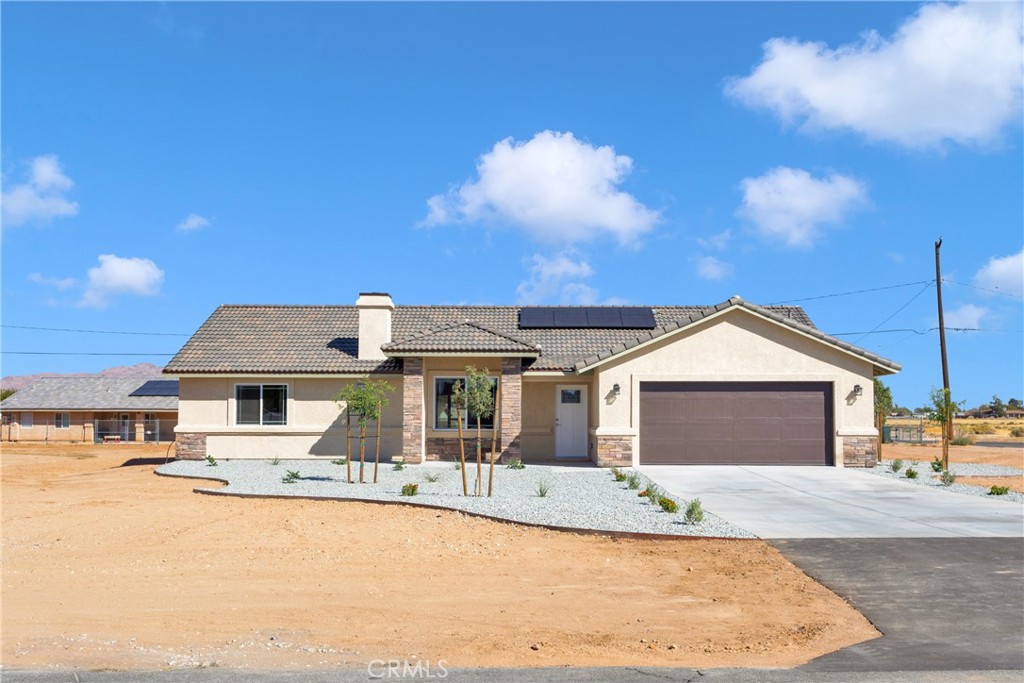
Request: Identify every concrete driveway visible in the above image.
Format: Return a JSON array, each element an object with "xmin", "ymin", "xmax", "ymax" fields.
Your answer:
[{"xmin": 640, "ymin": 465, "xmax": 1024, "ymax": 538}]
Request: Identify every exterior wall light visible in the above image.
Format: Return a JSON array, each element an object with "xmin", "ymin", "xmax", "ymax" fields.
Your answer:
[
  {"xmin": 853, "ymin": 384, "xmax": 863, "ymax": 396},
  {"xmin": 612, "ymin": 383, "xmax": 621, "ymax": 396}
]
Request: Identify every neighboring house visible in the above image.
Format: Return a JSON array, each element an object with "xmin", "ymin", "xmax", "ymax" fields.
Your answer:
[
  {"xmin": 166, "ymin": 292, "xmax": 899, "ymax": 468},
  {"xmin": 0, "ymin": 377, "xmax": 178, "ymax": 443}
]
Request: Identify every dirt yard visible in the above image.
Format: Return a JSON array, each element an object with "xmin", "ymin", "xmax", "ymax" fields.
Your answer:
[
  {"xmin": 2, "ymin": 444, "xmax": 878, "ymax": 671},
  {"xmin": 882, "ymin": 442, "xmax": 1024, "ymax": 470}
]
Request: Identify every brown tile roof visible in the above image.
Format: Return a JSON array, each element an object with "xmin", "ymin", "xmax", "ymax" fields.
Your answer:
[
  {"xmin": 382, "ymin": 321, "xmax": 540, "ymax": 355},
  {"xmin": 164, "ymin": 301, "xmax": 863, "ymax": 375}
]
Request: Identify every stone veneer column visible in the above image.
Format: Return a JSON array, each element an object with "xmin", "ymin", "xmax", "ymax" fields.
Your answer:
[
  {"xmin": 402, "ymin": 358, "xmax": 425, "ymax": 463},
  {"xmin": 175, "ymin": 433, "xmax": 207, "ymax": 460},
  {"xmin": 499, "ymin": 358, "xmax": 522, "ymax": 461},
  {"xmin": 842, "ymin": 436, "xmax": 877, "ymax": 467}
]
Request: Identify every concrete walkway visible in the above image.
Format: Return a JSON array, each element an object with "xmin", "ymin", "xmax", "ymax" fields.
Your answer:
[{"xmin": 640, "ymin": 465, "xmax": 1024, "ymax": 538}]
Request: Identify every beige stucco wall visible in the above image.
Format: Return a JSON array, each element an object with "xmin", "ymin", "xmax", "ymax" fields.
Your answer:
[
  {"xmin": 177, "ymin": 376, "xmax": 403, "ymax": 459},
  {"xmin": 591, "ymin": 309, "xmax": 879, "ymax": 467},
  {"xmin": 520, "ymin": 376, "xmax": 595, "ymax": 460}
]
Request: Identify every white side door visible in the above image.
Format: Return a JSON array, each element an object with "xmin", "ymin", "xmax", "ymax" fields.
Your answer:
[{"xmin": 555, "ymin": 385, "xmax": 588, "ymax": 459}]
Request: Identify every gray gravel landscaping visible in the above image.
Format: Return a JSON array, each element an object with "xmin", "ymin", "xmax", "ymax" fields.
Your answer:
[
  {"xmin": 869, "ymin": 459, "xmax": 1024, "ymax": 504},
  {"xmin": 157, "ymin": 458, "xmax": 755, "ymax": 538}
]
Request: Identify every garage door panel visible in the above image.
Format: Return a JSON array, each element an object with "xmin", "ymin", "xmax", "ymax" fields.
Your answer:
[{"xmin": 639, "ymin": 381, "xmax": 833, "ymax": 465}]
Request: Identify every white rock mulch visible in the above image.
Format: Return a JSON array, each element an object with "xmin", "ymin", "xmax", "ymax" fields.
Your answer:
[{"xmin": 869, "ymin": 459, "xmax": 1024, "ymax": 504}]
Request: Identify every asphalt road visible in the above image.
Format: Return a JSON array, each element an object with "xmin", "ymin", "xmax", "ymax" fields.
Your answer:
[{"xmin": 774, "ymin": 537, "xmax": 1024, "ymax": 671}]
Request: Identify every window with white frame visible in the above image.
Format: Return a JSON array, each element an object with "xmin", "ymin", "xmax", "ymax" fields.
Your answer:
[
  {"xmin": 55, "ymin": 412, "xmax": 71, "ymax": 429},
  {"xmin": 235, "ymin": 384, "xmax": 288, "ymax": 425},
  {"xmin": 21, "ymin": 413, "xmax": 34, "ymax": 428},
  {"xmin": 434, "ymin": 376, "xmax": 497, "ymax": 430}
]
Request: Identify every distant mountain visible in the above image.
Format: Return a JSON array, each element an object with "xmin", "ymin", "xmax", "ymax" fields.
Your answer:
[{"xmin": 1, "ymin": 363, "xmax": 166, "ymax": 391}]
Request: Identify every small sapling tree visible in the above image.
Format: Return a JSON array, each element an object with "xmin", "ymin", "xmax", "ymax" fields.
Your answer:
[
  {"xmin": 451, "ymin": 379, "xmax": 469, "ymax": 496},
  {"xmin": 464, "ymin": 366, "xmax": 496, "ymax": 497},
  {"xmin": 334, "ymin": 377, "xmax": 394, "ymax": 484},
  {"xmin": 928, "ymin": 387, "xmax": 964, "ymax": 471}
]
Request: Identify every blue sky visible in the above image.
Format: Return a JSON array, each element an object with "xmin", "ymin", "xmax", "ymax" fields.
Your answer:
[{"xmin": 2, "ymin": 2, "xmax": 1022, "ymax": 409}]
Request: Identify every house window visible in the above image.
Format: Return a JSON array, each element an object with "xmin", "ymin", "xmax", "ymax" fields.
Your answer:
[
  {"xmin": 21, "ymin": 413, "xmax": 33, "ymax": 428},
  {"xmin": 561, "ymin": 389, "xmax": 582, "ymax": 404},
  {"xmin": 235, "ymin": 384, "xmax": 288, "ymax": 425},
  {"xmin": 434, "ymin": 376, "xmax": 497, "ymax": 430},
  {"xmin": 55, "ymin": 412, "xmax": 71, "ymax": 429}
]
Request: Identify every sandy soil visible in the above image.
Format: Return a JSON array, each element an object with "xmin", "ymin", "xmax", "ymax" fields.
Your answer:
[
  {"xmin": 1, "ymin": 443, "xmax": 878, "ymax": 671},
  {"xmin": 882, "ymin": 442, "xmax": 1023, "ymax": 469},
  {"xmin": 954, "ymin": 476, "xmax": 1024, "ymax": 494}
]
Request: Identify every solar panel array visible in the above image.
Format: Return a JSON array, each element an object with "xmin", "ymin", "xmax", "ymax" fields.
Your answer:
[
  {"xmin": 519, "ymin": 307, "xmax": 657, "ymax": 329},
  {"xmin": 129, "ymin": 379, "xmax": 180, "ymax": 397}
]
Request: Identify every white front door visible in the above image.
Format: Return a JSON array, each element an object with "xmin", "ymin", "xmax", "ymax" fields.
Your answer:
[{"xmin": 555, "ymin": 385, "xmax": 588, "ymax": 459}]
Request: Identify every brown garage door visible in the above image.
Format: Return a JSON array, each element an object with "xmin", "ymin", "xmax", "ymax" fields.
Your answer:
[{"xmin": 639, "ymin": 382, "xmax": 833, "ymax": 465}]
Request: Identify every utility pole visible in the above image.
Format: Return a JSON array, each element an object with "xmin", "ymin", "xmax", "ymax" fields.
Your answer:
[{"xmin": 935, "ymin": 239, "xmax": 952, "ymax": 469}]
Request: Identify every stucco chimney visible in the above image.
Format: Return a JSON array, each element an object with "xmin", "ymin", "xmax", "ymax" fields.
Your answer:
[{"xmin": 356, "ymin": 292, "xmax": 394, "ymax": 360}]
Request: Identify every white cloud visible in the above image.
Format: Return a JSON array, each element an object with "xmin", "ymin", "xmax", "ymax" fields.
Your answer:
[
  {"xmin": 697, "ymin": 229, "xmax": 732, "ymax": 251},
  {"xmin": 737, "ymin": 167, "xmax": 867, "ymax": 248},
  {"xmin": 725, "ymin": 3, "xmax": 1023, "ymax": 148},
  {"xmin": 28, "ymin": 273, "xmax": 78, "ymax": 291},
  {"xmin": 2, "ymin": 154, "xmax": 79, "ymax": 227},
  {"xmin": 944, "ymin": 303, "xmax": 988, "ymax": 330},
  {"xmin": 515, "ymin": 253, "xmax": 597, "ymax": 305},
  {"xmin": 423, "ymin": 130, "xmax": 660, "ymax": 245},
  {"xmin": 973, "ymin": 249, "xmax": 1023, "ymax": 299},
  {"xmin": 696, "ymin": 255, "xmax": 734, "ymax": 281},
  {"xmin": 176, "ymin": 213, "xmax": 210, "ymax": 232},
  {"xmin": 80, "ymin": 254, "xmax": 165, "ymax": 309}
]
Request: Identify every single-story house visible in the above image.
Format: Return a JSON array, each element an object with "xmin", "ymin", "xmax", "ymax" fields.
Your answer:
[
  {"xmin": 165, "ymin": 293, "xmax": 899, "ymax": 468},
  {"xmin": 0, "ymin": 377, "xmax": 178, "ymax": 443}
]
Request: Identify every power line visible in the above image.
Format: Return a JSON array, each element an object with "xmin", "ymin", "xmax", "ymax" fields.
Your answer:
[
  {"xmin": 851, "ymin": 282, "xmax": 934, "ymax": 345},
  {"xmin": 767, "ymin": 279, "xmax": 935, "ymax": 305},
  {"xmin": 943, "ymin": 279, "xmax": 1024, "ymax": 300},
  {"xmin": 831, "ymin": 327, "xmax": 1022, "ymax": 336},
  {"xmin": 1, "ymin": 351, "xmax": 175, "ymax": 356},
  {"xmin": 2, "ymin": 324, "xmax": 187, "ymax": 336}
]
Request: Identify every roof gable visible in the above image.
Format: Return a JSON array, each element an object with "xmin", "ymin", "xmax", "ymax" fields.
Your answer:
[{"xmin": 382, "ymin": 320, "xmax": 540, "ymax": 355}]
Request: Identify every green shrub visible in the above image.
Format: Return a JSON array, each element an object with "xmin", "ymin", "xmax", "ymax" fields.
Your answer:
[
  {"xmin": 424, "ymin": 472, "xmax": 441, "ymax": 483},
  {"xmin": 393, "ymin": 461, "xmax": 405, "ymax": 471},
  {"xmin": 905, "ymin": 467, "xmax": 919, "ymax": 479},
  {"xmin": 536, "ymin": 479, "xmax": 551, "ymax": 498},
  {"xmin": 658, "ymin": 497, "xmax": 679, "ymax": 514},
  {"xmin": 453, "ymin": 461, "xmax": 462, "ymax": 471},
  {"xmin": 889, "ymin": 459, "xmax": 903, "ymax": 474},
  {"xmin": 684, "ymin": 498, "xmax": 704, "ymax": 524},
  {"xmin": 610, "ymin": 467, "xmax": 626, "ymax": 482},
  {"xmin": 330, "ymin": 458, "xmax": 347, "ymax": 466},
  {"xmin": 401, "ymin": 483, "xmax": 418, "ymax": 496},
  {"xmin": 205, "ymin": 454, "xmax": 218, "ymax": 467},
  {"xmin": 645, "ymin": 485, "xmax": 663, "ymax": 505},
  {"xmin": 626, "ymin": 472, "xmax": 642, "ymax": 490},
  {"xmin": 989, "ymin": 485, "xmax": 1010, "ymax": 495},
  {"xmin": 931, "ymin": 457, "xmax": 944, "ymax": 472},
  {"xmin": 951, "ymin": 433, "xmax": 975, "ymax": 446},
  {"xmin": 1010, "ymin": 427, "xmax": 1024, "ymax": 438},
  {"xmin": 282, "ymin": 470, "xmax": 300, "ymax": 484},
  {"xmin": 505, "ymin": 456, "xmax": 526, "ymax": 470},
  {"xmin": 270, "ymin": 456, "xmax": 281, "ymax": 465},
  {"xmin": 940, "ymin": 470, "xmax": 957, "ymax": 487}
]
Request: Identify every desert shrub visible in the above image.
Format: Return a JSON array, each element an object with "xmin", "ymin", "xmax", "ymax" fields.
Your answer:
[
  {"xmin": 658, "ymin": 497, "xmax": 679, "ymax": 514},
  {"xmin": 638, "ymin": 489, "xmax": 649, "ymax": 497},
  {"xmin": 645, "ymin": 485, "xmax": 663, "ymax": 505},
  {"xmin": 330, "ymin": 458, "xmax": 346, "ymax": 466},
  {"xmin": 536, "ymin": 479, "xmax": 551, "ymax": 497},
  {"xmin": 610, "ymin": 467, "xmax": 626, "ymax": 481},
  {"xmin": 270, "ymin": 456, "xmax": 281, "ymax": 465},
  {"xmin": 401, "ymin": 483, "xmax": 418, "ymax": 496},
  {"xmin": 505, "ymin": 456, "xmax": 526, "ymax": 470},
  {"xmin": 940, "ymin": 470, "xmax": 957, "ymax": 487},
  {"xmin": 1010, "ymin": 427, "xmax": 1024, "ymax": 438},
  {"xmin": 989, "ymin": 485, "xmax": 1010, "ymax": 496},
  {"xmin": 931, "ymin": 457, "xmax": 944, "ymax": 472},
  {"xmin": 905, "ymin": 468, "xmax": 919, "ymax": 479},
  {"xmin": 951, "ymin": 433, "xmax": 975, "ymax": 446},
  {"xmin": 282, "ymin": 470, "xmax": 300, "ymax": 484},
  {"xmin": 392, "ymin": 461, "xmax": 405, "ymax": 471},
  {"xmin": 453, "ymin": 461, "xmax": 462, "ymax": 471},
  {"xmin": 424, "ymin": 472, "xmax": 441, "ymax": 483},
  {"xmin": 968, "ymin": 423, "xmax": 997, "ymax": 435},
  {"xmin": 889, "ymin": 459, "xmax": 903, "ymax": 474},
  {"xmin": 205, "ymin": 454, "xmax": 218, "ymax": 467},
  {"xmin": 626, "ymin": 472, "xmax": 642, "ymax": 490},
  {"xmin": 684, "ymin": 498, "xmax": 704, "ymax": 524}
]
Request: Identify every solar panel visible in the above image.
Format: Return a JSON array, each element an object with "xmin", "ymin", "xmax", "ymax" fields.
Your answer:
[
  {"xmin": 619, "ymin": 308, "xmax": 657, "ymax": 328},
  {"xmin": 519, "ymin": 307, "xmax": 656, "ymax": 329},
  {"xmin": 129, "ymin": 380, "xmax": 180, "ymax": 397}
]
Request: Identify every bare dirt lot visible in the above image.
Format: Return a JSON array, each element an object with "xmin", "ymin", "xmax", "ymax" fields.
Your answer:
[
  {"xmin": 2, "ymin": 444, "xmax": 877, "ymax": 671},
  {"xmin": 883, "ymin": 442, "xmax": 1024, "ymax": 470}
]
